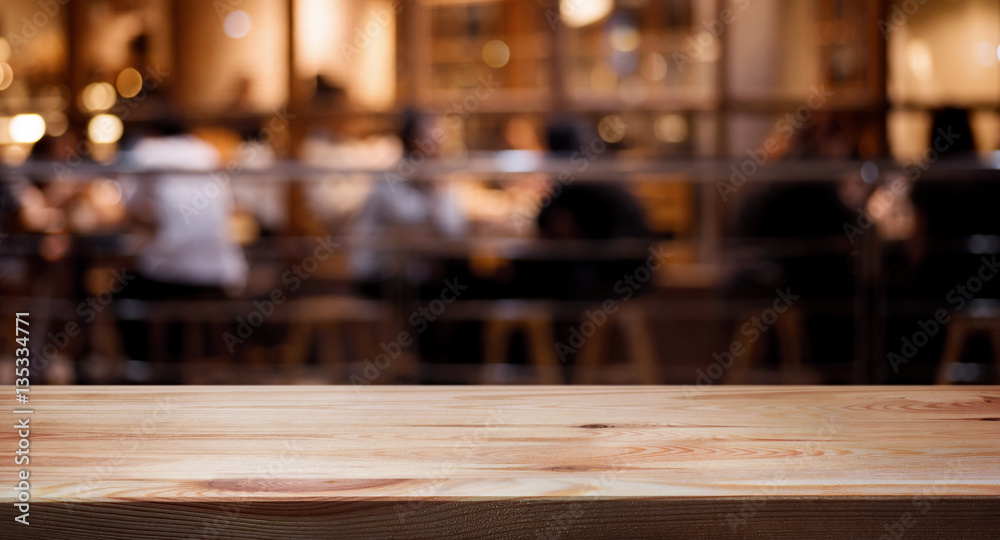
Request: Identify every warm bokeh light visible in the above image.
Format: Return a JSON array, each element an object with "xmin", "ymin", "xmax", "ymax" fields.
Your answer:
[
  {"xmin": 38, "ymin": 84, "xmax": 69, "ymax": 111},
  {"xmin": 0, "ymin": 63, "xmax": 13, "ymax": 91},
  {"xmin": 116, "ymin": 68, "xmax": 144, "ymax": 98},
  {"xmin": 87, "ymin": 114, "xmax": 124, "ymax": 144},
  {"xmin": 598, "ymin": 114, "xmax": 626, "ymax": 143},
  {"xmin": 1, "ymin": 145, "xmax": 28, "ymax": 166},
  {"xmin": 559, "ymin": 0, "xmax": 613, "ymax": 28},
  {"xmin": 0, "ymin": 37, "xmax": 10, "ymax": 63},
  {"xmin": 224, "ymin": 10, "xmax": 253, "ymax": 39},
  {"xmin": 40, "ymin": 234, "xmax": 72, "ymax": 262},
  {"xmin": 609, "ymin": 25, "xmax": 640, "ymax": 53},
  {"xmin": 9, "ymin": 114, "xmax": 47, "ymax": 143},
  {"xmin": 295, "ymin": 0, "xmax": 346, "ymax": 77},
  {"xmin": 640, "ymin": 52, "xmax": 667, "ymax": 81},
  {"xmin": 94, "ymin": 179, "xmax": 124, "ymax": 206},
  {"xmin": 440, "ymin": 140, "xmax": 468, "ymax": 163},
  {"xmin": 294, "ymin": 0, "xmax": 396, "ymax": 110},
  {"xmin": 45, "ymin": 112, "xmax": 68, "ymax": 137},
  {"xmin": 696, "ymin": 36, "xmax": 721, "ymax": 63},
  {"xmin": 974, "ymin": 41, "xmax": 997, "ymax": 67},
  {"xmin": 907, "ymin": 40, "xmax": 934, "ymax": 83},
  {"xmin": 654, "ymin": 114, "xmax": 688, "ymax": 144},
  {"xmin": 589, "ymin": 62, "xmax": 617, "ymax": 89},
  {"xmin": 80, "ymin": 82, "xmax": 117, "ymax": 112},
  {"xmin": 482, "ymin": 40, "xmax": 510, "ymax": 68}
]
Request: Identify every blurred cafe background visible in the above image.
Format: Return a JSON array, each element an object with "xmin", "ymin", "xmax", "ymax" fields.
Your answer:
[{"xmin": 1, "ymin": 0, "xmax": 999, "ymax": 386}]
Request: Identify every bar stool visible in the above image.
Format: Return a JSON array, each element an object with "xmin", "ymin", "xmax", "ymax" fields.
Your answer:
[
  {"xmin": 481, "ymin": 301, "xmax": 561, "ymax": 384},
  {"xmin": 109, "ymin": 299, "xmax": 225, "ymax": 383},
  {"xmin": 725, "ymin": 307, "xmax": 815, "ymax": 384},
  {"xmin": 573, "ymin": 301, "xmax": 659, "ymax": 384},
  {"xmin": 936, "ymin": 312, "xmax": 1000, "ymax": 384},
  {"xmin": 279, "ymin": 296, "xmax": 406, "ymax": 383}
]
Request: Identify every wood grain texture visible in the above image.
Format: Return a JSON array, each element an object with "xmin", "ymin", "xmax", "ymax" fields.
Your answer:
[{"xmin": 1, "ymin": 386, "xmax": 998, "ymax": 538}]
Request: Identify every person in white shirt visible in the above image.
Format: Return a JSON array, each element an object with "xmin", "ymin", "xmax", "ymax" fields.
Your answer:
[
  {"xmin": 349, "ymin": 108, "xmax": 467, "ymax": 297},
  {"xmin": 115, "ymin": 118, "xmax": 248, "ymax": 369},
  {"xmin": 125, "ymin": 130, "xmax": 248, "ymax": 290}
]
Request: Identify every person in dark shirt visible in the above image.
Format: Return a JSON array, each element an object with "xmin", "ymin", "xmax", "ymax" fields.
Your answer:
[
  {"xmin": 723, "ymin": 112, "xmax": 859, "ymax": 380},
  {"xmin": 518, "ymin": 117, "xmax": 652, "ymax": 300},
  {"xmin": 906, "ymin": 107, "xmax": 999, "ymax": 298}
]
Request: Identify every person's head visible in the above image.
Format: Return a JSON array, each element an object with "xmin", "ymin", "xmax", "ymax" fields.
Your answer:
[
  {"xmin": 30, "ymin": 132, "xmax": 78, "ymax": 161},
  {"xmin": 399, "ymin": 107, "xmax": 438, "ymax": 157},
  {"xmin": 147, "ymin": 115, "xmax": 189, "ymax": 138},
  {"xmin": 123, "ymin": 87, "xmax": 189, "ymax": 139},
  {"xmin": 929, "ymin": 107, "xmax": 976, "ymax": 159},
  {"xmin": 545, "ymin": 117, "xmax": 583, "ymax": 154},
  {"xmin": 129, "ymin": 34, "xmax": 150, "ymax": 64},
  {"xmin": 313, "ymin": 75, "xmax": 347, "ymax": 105},
  {"xmin": 786, "ymin": 111, "xmax": 858, "ymax": 160}
]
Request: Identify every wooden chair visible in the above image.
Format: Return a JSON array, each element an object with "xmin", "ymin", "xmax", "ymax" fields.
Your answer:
[{"xmin": 936, "ymin": 315, "xmax": 1000, "ymax": 384}]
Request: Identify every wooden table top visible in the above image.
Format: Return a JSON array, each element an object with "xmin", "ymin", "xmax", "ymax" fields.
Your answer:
[{"xmin": 3, "ymin": 386, "xmax": 999, "ymax": 538}]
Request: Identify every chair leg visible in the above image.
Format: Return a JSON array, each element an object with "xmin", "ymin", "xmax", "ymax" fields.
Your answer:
[
  {"xmin": 283, "ymin": 321, "xmax": 313, "ymax": 366},
  {"xmin": 149, "ymin": 321, "xmax": 167, "ymax": 365},
  {"xmin": 620, "ymin": 304, "xmax": 659, "ymax": 384},
  {"xmin": 575, "ymin": 323, "xmax": 607, "ymax": 384},
  {"xmin": 937, "ymin": 318, "xmax": 970, "ymax": 384},
  {"xmin": 986, "ymin": 322, "xmax": 1000, "ymax": 384},
  {"xmin": 776, "ymin": 311, "xmax": 805, "ymax": 384},
  {"xmin": 183, "ymin": 321, "xmax": 203, "ymax": 361},
  {"xmin": 92, "ymin": 312, "xmax": 120, "ymax": 379},
  {"xmin": 526, "ymin": 320, "xmax": 561, "ymax": 385},
  {"xmin": 482, "ymin": 319, "xmax": 514, "ymax": 384},
  {"xmin": 209, "ymin": 322, "xmax": 229, "ymax": 359},
  {"xmin": 382, "ymin": 316, "xmax": 417, "ymax": 383},
  {"xmin": 244, "ymin": 346, "xmax": 265, "ymax": 383},
  {"xmin": 726, "ymin": 314, "xmax": 755, "ymax": 384},
  {"xmin": 317, "ymin": 321, "xmax": 342, "ymax": 382}
]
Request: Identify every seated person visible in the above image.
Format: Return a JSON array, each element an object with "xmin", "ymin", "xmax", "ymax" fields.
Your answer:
[
  {"xmin": 515, "ymin": 117, "xmax": 653, "ymax": 300},
  {"xmin": 116, "ymin": 117, "xmax": 248, "ymax": 368},
  {"xmin": 349, "ymin": 108, "xmax": 467, "ymax": 298}
]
